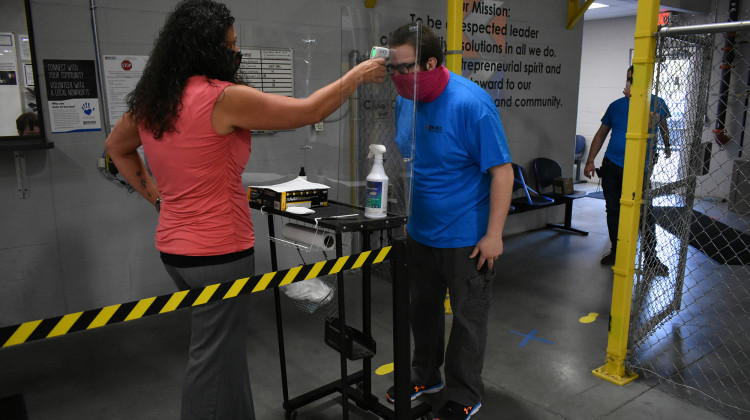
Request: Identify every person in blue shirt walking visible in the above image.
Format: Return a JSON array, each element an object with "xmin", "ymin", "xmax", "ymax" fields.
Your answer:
[
  {"xmin": 584, "ymin": 66, "xmax": 671, "ymax": 273},
  {"xmin": 385, "ymin": 23, "xmax": 514, "ymax": 420}
]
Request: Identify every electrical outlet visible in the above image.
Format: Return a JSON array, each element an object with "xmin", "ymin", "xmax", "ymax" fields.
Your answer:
[
  {"xmin": 104, "ymin": 153, "xmax": 118, "ymax": 175},
  {"xmin": 314, "ymin": 122, "xmax": 324, "ymax": 131},
  {"xmin": 97, "ymin": 157, "xmax": 106, "ymax": 169}
]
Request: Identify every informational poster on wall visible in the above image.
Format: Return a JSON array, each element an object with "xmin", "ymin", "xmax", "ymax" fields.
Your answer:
[
  {"xmin": 0, "ymin": 32, "xmax": 22, "ymax": 137},
  {"xmin": 377, "ymin": 0, "xmax": 582, "ymax": 165},
  {"xmin": 237, "ymin": 47, "xmax": 294, "ymax": 96},
  {"xmin": 460, "ymin": 1, "xmax": 568, "ymax": 111},
  {"xmin": 377, "ymin": 2, "xmax": 579, "ymax": 114},
  {"xmin": 43, "ymin": 59, "xmax": 102, "ymax": 133},
  {"xmin": 103, "ymin": 55, "xmax": 148, "ymax": 127}
]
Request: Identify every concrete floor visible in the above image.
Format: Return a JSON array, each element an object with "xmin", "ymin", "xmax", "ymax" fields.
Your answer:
[{"xmin": 0, "ymin": 182, "xmax": 736, "ymax": 419}]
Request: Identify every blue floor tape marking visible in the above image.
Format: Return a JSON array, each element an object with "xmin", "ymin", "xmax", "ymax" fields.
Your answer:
[{"xmin": 509, "ymin": 329, "xmax": 553, "ymax": 347}]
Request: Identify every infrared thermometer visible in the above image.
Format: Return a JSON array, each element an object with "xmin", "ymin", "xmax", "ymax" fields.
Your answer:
[{"xmin": 370, "ymin": 46, "xmax": 390, "ymax": 60}]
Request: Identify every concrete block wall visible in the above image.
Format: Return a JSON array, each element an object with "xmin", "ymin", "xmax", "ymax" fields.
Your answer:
[{"xmin": 575, "ymin": 15, "xmax": 637, "ymax": 183}]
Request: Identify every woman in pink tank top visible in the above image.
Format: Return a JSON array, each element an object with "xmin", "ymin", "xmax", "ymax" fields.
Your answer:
[{"xmin": 105, "ymin": 1, "xmax": 385, "ymax": 419}]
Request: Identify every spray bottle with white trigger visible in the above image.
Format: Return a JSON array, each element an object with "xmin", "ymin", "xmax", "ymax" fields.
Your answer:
[{"xmin": 365, "ymin": 144, "xmax": 389, "ymax": 219}]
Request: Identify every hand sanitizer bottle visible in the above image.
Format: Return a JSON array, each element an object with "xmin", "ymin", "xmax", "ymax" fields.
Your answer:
[{"xmin": 365, "ymin": 144, "xmax": 388, "ymax": 219}]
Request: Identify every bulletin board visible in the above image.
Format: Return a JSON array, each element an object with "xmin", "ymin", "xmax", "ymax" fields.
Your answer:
[
  {"xmin": 238, "ymin": 47, "xmax": 294, "ymax": 97},
  {"xmin": 0, "ymin": 32, "xmax": 22, "ymax": 137}
]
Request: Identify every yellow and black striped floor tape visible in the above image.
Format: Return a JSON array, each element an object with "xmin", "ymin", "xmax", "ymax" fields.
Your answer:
[{"xmin": 0, "ymin": 246, "xmax": 391, "ymax": 348}]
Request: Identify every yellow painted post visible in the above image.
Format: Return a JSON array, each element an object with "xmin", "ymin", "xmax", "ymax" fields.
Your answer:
[
  {"xmin": 443, "ymin": 0, "xmax": 463, "ymax": 315},
  {"xmin": 446, "ymin": 0, "xmax": 462, "ymax": 73},
  {"xmin": 567, "ymin": 0, "xmax": 597, "ymax": 30},
  {"xmin": 592, "ymin": 0, "xmax": 660, "ymax": 386}
]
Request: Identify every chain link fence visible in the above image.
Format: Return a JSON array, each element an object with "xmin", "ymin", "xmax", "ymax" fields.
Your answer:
[{"xmin": 626, "ymin": 11, "xmax": 750, "ymax": 419}]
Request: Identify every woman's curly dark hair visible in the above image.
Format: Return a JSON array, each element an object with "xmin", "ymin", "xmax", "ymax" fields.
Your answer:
[{"xmin": 127, "ymin": 0, "xmax": 239, "ymax": 138}]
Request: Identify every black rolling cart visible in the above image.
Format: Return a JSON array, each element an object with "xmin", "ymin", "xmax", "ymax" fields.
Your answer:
[{"xmin": 249, "ymin": 200, "xmax": 431, "ymax": 420}]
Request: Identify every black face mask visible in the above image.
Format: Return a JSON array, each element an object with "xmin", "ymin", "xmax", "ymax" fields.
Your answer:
[
  {"xmin": 217, "ymin": 48, "xmax": 242, "ymax": 80},
  {"xmin": 229, "ymin": 49, "xmax": 242, "ymax": 74},
  {"xmin": 232, "ymin": 50, "xmax": 243, "ymax": 71}
]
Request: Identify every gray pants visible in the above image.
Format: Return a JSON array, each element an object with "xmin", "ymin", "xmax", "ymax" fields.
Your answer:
[
  {"xmin": 164, "ymin": 254, "xmax": 255, "ymax": 420},
  {"xmin": 407, "ymin": 237, "xmax": 494, "ymax": 406}
]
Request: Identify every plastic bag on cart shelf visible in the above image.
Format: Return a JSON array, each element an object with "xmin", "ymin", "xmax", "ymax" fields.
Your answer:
[{"xmin": 281, "ymin": 277, "xmax": 334, "ymax": 313}]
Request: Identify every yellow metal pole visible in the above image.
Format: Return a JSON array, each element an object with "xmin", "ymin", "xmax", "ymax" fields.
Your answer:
[
  {"xmin": 442, "ymin": 0, "xmax": 463, "ymax": 315},
  {"xmin": 592, "ymin": 0, "xmax": 660, "ymax": 386},
  {"xmin": 446, "ymin": 0, "xmax": 463, "ymax": 73},
  {"xmin": 567, "ymin": 0, "xmax": 597, "ymax": 30}
]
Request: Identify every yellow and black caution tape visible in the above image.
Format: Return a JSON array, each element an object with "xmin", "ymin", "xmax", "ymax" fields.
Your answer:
[{"xmin": 0, "ymin": 246, "xmax": 392, "ymax": 348}]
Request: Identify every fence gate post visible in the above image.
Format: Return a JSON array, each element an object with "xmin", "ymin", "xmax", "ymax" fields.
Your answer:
[{"xmin": 592, "ymin": 0, "xmax": 660, "ymax": 386}]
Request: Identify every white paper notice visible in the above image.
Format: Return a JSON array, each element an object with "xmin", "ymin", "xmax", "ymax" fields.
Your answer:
[
  {"xmin": 103, "ymin": 55, "xmax": 148, "ymax": 127},
  {"xmin": 238, "ymin": 47, "xmax": 294, "ymax": 97},
  {"xmin": 18, "ymin": 34, "xmax": 30, "ymax": 61}
]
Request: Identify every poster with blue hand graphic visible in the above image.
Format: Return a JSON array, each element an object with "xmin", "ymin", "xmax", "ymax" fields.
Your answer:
[{"xmin": 43, "ymin": 59, "xmax": 101, "ymax": 133}]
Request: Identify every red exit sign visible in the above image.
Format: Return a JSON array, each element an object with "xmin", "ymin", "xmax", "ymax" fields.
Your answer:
[{"xmin": 658, "ymin": 12, "xmax": 671, "ymax": 25}]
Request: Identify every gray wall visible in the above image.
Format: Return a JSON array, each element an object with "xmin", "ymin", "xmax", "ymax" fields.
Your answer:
[
  {"xmin": 576, "ymin": 15, "xmax": 637, "ymax": 182},
  {"xmin": 0, "ymin": 0, "xmax": 583, "ymax": 326}
]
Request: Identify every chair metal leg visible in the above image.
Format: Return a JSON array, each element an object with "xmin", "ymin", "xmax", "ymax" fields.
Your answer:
[{"xmin": 546, "ymin": 200, "xmax": 589, "ymax": 235}]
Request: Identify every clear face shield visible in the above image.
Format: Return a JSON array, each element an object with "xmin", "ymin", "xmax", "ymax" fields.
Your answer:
[
  {"xmin": 239, "ymin": 11, "xmax": 418, "ymax": 259},
  {"xmin": 337, "ymin": 11, "xmax": 419, "ymax": 223}
]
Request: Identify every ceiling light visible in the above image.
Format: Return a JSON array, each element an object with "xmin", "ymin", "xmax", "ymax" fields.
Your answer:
[{"xmin": 589, "ymin": 3, "xmax": 610, "ymax": 9}]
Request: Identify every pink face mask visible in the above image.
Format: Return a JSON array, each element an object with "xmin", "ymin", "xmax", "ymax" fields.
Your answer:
[{"xmin": 391, "ymin": 65, "xmax": 450, "ymax": 102}]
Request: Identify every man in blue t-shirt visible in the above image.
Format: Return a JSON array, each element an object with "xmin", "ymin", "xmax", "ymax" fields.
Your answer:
[
  {"xmin": 384, "ymin": 23, "xmax": 513, "ymax": 420},
  {"xmin": 584, "ymin": 66, "xmax": 671, "ymax": 272}
]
